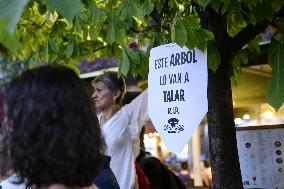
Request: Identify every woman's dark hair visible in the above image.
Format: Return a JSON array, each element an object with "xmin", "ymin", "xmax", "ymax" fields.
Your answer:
[
  {"xmin": 0, "ymin": 130, "xmax": 11, "ymax": 177},
  {"xmin": 92, "ymin": 71, "xmax": 126, "ymax": 104},
  {"xmin": 180, "ymin": 161, "xmax": 188, "ymax": 170},
  {"xmin": 3, "ymin": 65, "xmax": 104, "ymax": 187}
]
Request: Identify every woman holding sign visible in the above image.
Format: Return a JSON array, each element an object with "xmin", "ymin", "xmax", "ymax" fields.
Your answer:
[{"xmin": 92, "ymin": 72, "xmax": 149, "ymax": 189}]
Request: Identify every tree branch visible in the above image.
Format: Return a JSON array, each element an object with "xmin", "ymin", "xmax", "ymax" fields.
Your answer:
[
  {"xmin": 93, "ymin": 45, "xmax": 107, "ymax": 52},
  {"xmin": 273, "ymin": 6, "xmax": 284, "ymax": 22},
  {"xmin": 201, "ymin": 7, "xmax": 232, "ymax": 55},
  {"xmin": 232, "ymin": 6, "xmax": 284, "ymax": 53},
  {"xmin": 231, "ymin": 20, "xmax": 270, "ymax": 53},
  {"xmin": 130, "ymin": 25, "xmax": 158, "ymax": 33}
]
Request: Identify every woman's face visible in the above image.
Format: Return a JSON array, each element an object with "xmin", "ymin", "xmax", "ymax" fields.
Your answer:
[{"xmin": 92, "ymin": 81, "xmax": 116, "ymax": 111}]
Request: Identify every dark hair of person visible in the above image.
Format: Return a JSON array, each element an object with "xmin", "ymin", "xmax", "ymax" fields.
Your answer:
[
  {"xmin": 0, "ymin": 95, "xmax": 10, "ymax": 176},
  {"xmin": 92, "ymin": 71, "xmax": 126, "ymax": 104},
  {"xmin": 3, "ymin": 65, "xmax": 105, "ymax": 188},
  {"xmin": 204, "ymin": 159, "xmax": 211, "ymax": 168},
  {"xmin": 0, "ymin": 130, "xmax": 11, "ymax": 177},
  {"xmin": 180, "ymin": 161, "xmax": 188, "ymax": 170}
]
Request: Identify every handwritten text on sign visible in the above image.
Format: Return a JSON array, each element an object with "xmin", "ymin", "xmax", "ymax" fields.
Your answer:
[{"xmin": 148, "ymin": 43, "xmax": 208, "ymax": 152}]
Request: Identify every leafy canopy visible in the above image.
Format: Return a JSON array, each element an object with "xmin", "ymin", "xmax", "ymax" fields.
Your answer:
[{"xmin": 0, "ymin": 0, "xmax": 284, "ymax": 109}]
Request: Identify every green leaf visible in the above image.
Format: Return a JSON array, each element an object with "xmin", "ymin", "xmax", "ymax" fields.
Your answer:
[
  {"xmin": 146, "ymin": 34, "xmax": 156, "ymax": 57},
  {"xmin": 209, "ymin": 0, "xmax": 222, "ymax": 12},
  {"xmin": 154, "ymin": 33, "xmax": 166, "ymax": 47},
  {"xmin": 50, "ymin": 20, "xmax": 68, "ymax": 37},
  {"xmin": 119, "ymin": 47, "xmax": 130, "ymax": 76},
  {"xmin": 268, "ymin": 40, "xmax": 279, "ymax": 67},
  {"xmin": 125, "ymin": 46, "xmax": 140, "ymax": 65},
  {"xmin": 66, "ymin": 63, "xmax": 81, "ymax": 75},
  {"xmin": 118, "ymin": 0, "xmax": 136, "ymax": 20},
  {"xmin": 91, "ymin": 5, "xmax": 106, "ymax": 25},
  {"xmin": 168, "ymin": 0, "xmax": 179, "ymax": 13},
  {"xmin": 196, "ymin": 31, "xmax": 209, "ymax": 51},
  {"xmin": 105, "ymin": 20, "xmax": 116, "ymax": 44},
  {"xmin": 0, "ymin": 0, "xmax": 29, "ymax": 33},
  {"xmin": 146, "ymin": 33, "xmax": 166, "ymax": 57},
  {"xmin": 231, "ymin": 64, "xmax": 241, "ymax": 86},
  {"xmin": 221, "ymin": 0, "xmax": 241, "ymax": 12},
  {"xmin": 135, "ymin": 0, "xmax": 154, "ymax": 18},
  {"xmin": 43, "ymin": 40, "xmax": 49, "ymax": 63},
  {"xmin": 46, "ymin": 0, "xmax": 83, "ymax": 20},
  {"xmin": 186, "ymin": 28, "xmax": 213, "ymax": 51},
  {"xmin": 249, "ymin": 0, "xmax": 274, "ymax": 24},
  {"xmin": 234, "ymin": 50, "xmax": 248, "ymax": 65},
  {"xmin": 89, "ymin": 25, "xmax": 100, "ymax": 40},
  {"xmin": 137, "ymin": 51, "xmax": 148, "ymax": 77},
  {"xmin": 267, "ymin": 43, "xmax": 284, "ymax": 111},
  {"xmin": 247, "ymin": 38, "xmax": 261, "ymax": 54},
  {"xmin": 66, "ymin": 39, "xmax": 74, "ymax": 58},
  {"xmin": 0, "ymin": 20, "xmax": 20, "ymax": 52},
  {"xmin": 182, "ymin": 15, "xmax": 213, "ymax": 50},
  {"xmin": 207, "ymin": 41, "xmax": 220, "ymax": 71},
  {"xmin": 48, "ymin": 39, "xmax": 59, "ymax": 53},
  {"xmin": 271, "ymin": 0, "xmax": 284, "ymax": 12},
  {"xmin": 227, "ymin": 12, "xmax": 247, "ymax": 37},
  {"xmin": 74, "ymin": 17, "xmax": 83, "ymax": 34},
  {"xmin": 38, "ymin": 4, "xmax": 47, "ymax": 15},
  {"xmin": 196, "ymin": 0, "xmax": 211, "ymax": 8},
  {"xmin": 78, "ymin": 11, "xmax": 89, "ymax": 24},
  {"xmin": 185, "ymin": 29, "xmax": 196, "ymax": 49},
  {"xmin": 275, "ymin": 18, "xmax": 284, "ymax": 34},
  {"xmin": 183, "ymin": 15, "xmax": 201, "ymax": 30},
  {"xmin": 171, "ymin": 17, "xmax": 187, "ymax": 47},
  {"xmin": 115, "ymin": 29, "xmax": 126, "ymax": 44},
  {"xmin": 118, "ymin": 0, "xmax": 154, "ymax": 21},
  {"xmin": 71, "ymin": 40, "xmax": 80, "ymax": 58},
  {"xmin": 231, "ymin": 50, "xmax": 247, "ymax": 85}
]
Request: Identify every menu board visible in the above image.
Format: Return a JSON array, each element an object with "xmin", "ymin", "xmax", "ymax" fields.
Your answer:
[{"xmin": 236, "ymin": 125, "xmax": 284, "ymax": 189}]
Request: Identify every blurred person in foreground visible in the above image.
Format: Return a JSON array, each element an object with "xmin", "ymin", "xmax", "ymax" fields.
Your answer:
[
  {"xmin": 0, "ymin": 130, "xmax": 26, "ymax": 189},
  {"xmin": 2, "ymin": 65, "xmax": 104, "ymax": 189}
]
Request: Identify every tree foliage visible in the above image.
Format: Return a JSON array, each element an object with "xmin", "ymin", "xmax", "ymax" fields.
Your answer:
[
  {"xmin": 0, "ymin": 0, "xmax": 282, "ymax": 109},
  {"xmin": 0, "ymin": 1, "xmax": 281, "ymax": 67},
  {"xmin": 0, "ymin": 1, "xmax": 282, "ymax": 71},
  {"xmin": 1, "ymin": 1, "xmax": 284, "ymax": 187}
]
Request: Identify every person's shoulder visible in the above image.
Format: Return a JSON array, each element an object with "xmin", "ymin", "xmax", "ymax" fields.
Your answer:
[{"xmin": 0, "ymin": 176, "xmax": 26, "ymax": 189}]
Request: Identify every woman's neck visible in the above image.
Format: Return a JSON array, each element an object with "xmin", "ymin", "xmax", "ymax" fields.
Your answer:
[{"xmin": 100, "ymin": 106, "xmax": 119, "ymax": 124}]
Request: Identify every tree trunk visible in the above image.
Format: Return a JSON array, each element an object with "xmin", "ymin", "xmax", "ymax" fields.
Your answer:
[{"xmin": 207, "ymin": 57, "xmax": 243, "ymax": 188}]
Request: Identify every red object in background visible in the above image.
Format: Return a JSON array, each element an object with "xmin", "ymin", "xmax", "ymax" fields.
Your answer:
[{"xmin": 135, "ymin": 161, "xmax": 150, "ymax": 189}]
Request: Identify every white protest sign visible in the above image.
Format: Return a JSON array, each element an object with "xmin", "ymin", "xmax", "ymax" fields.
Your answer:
[{"xmin": 148, "ymin": 43, "xmax": 208, "ymax": 153}]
